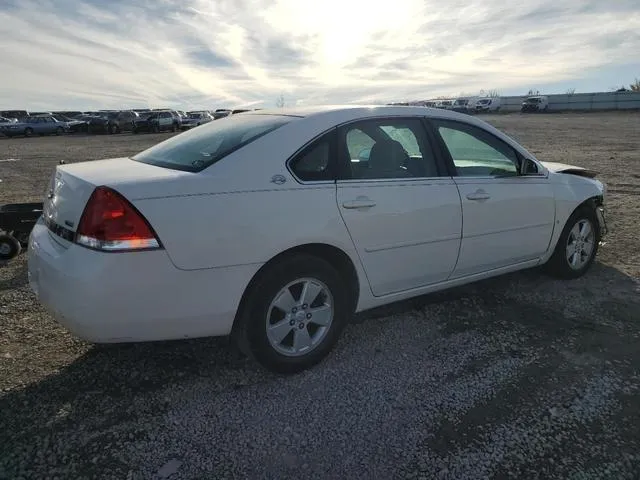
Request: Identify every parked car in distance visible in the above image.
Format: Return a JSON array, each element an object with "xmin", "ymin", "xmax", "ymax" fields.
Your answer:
[
  {"xmin": 52, "ymin": 114, "xmax": 89, "ymax": 133},
  {"xmin": 473, "ymin": 97, "xmax": 502, "ymax": 113},
  {"xmin": 132, "ymin": 110, "xmax": 181, "ymax": 133},
  {"xmin": 3, "ymin": 116, "xmax": 69, "ymax": 137},
  {"xmin": 522, "ymin": 95, "xmax": 549, "ymax": 112},
  {"xmin": 436, "ymin": 100, "xmax": 453, "ymax": 110},
  {"xmin": 181, "ymin": 111, "xmax": 214, "ymax": 129},
  {"xmin": 213, "ymin": 109, "xmax": 232, "ymax": 119},
  {"xmin": 0, "ymin": 116, "xmax": 19, "ymax": 136},
  {"xmin": 28, "ymin": 105, "xmax": 607, "ymax": 374},
  {"xmin": 84, "ymin": 112, "xmax": 114, "ymax": 134},
  {"xmin": 108, "ymin": 111, "xmax": 140, "ymax": 134},
  {"xmin": 452, "ymin": 97, "xmax": 477, "ymax": 113},
  {"xmin": 1, "ymin": 110, "xmax": 28, "ymax": 119}
]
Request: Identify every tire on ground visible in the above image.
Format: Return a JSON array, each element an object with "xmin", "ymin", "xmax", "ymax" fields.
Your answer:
[
  {"xmin": 544, "ymin": 204, "xmax": 600, "ymax": 279},
  {"xmin": 0, "ymin": 234, "xmax": 22, "ymax": 261},
  {"xmin": 237, "ymin": 253, "xmax": 352, "ymax": 374}
]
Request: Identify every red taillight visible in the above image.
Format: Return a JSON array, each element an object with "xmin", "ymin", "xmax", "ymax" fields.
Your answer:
[{"xmin": 76, "ymin": 186, "xmax": 161, "ymax": 251}]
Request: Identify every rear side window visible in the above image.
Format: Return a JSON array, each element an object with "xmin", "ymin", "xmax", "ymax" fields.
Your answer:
[
  {"xmin": 289, "ymin": 132, "xmax": 335, "ymax": 182},
  {"xmin": 132, "ymin": 114, "xmax": 295, "ymax": 172}
]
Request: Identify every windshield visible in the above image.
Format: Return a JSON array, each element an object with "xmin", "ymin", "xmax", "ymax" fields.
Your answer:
[
  {"xmin": 526, "ymin": 97, "xmax": 541, "ymax": 103},
  {"xmin": 132, "ymin": 114, "xmax": 295, "ymax": 172},
  {"xmin": 478, "ymin": 99, "xmax": 490, "ymax": 104}
]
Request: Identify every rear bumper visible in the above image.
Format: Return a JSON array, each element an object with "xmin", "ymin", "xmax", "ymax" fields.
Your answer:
[{"xmin": 27, "ymin": 219, "xmax": 260, "ymax": 343}]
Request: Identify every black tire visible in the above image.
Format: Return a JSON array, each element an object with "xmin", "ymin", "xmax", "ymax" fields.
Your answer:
[
  {"xmin": 171, "ymin": 123, "xmax": 177, "ymax": 132},
  {"xmin": 0, "ymin": 234, "xmax": 21, "ymax": 261},
  {"xmin": 152, "ymin": 124, "xmax": 159, "ymax": 133},
  {"xmin": 110, "ymin": 124, "xmax": 118, "ymax": 134},
  {"xmin": 24, "ymin": 127, "xmax": 33, "ymax": 137},
  {"xmin": 544, "ymin": 205, "xmax": 600, "ymax": 279},
  {"xmin": 55, "ymin": 126, "xmax": 64, "ymax": 136},
  {"xmin": 237, "ymin": 254, "xmax": 352, "ymax": 374},
  {"xmin": 132, "ymin": 127, "xmax": 138, "ymax": 134}
]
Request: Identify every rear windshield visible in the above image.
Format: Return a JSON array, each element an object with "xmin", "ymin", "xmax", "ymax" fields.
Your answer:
[{"xmin": 132, "ymin": 114, "xmax": 295, "ymax": 172}]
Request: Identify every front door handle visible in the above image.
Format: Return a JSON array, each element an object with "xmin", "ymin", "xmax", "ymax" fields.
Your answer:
[
  {"xmin": 342, "ymin": 197, "xmax": 377, "ymax": 209},
  {"xmin": 466, "ymin": 189, "xmax": 490, "ymax": 201}
]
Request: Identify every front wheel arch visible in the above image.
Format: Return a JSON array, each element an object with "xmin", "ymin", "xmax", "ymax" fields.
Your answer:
[
  {"xmin": 551, "ymin": 196, "xmax": 604, "ymax": 250},
  {"xmin": 544, "ymin": 198, "xmax": 602, "ymax": 278}
]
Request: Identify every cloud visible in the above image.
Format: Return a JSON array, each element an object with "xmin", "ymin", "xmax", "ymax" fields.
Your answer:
[{"xmin": 0, "ymin": 0, "xmax": 639, "ymax": 110}]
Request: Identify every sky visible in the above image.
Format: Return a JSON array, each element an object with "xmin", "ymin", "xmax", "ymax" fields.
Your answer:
[{"xmin": 1, "ymin": 0, "xmax": 639, "ymax": 111}]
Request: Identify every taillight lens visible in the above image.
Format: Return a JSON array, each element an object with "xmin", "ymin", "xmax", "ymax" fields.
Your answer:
[{"xmin": 76, "ymin": 186, "xmax": 161, "ymax": 251}]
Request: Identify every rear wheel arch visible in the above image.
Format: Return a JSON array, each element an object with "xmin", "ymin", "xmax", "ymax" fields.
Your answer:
[{"xmin": 231, "ymin": 243, "xmax": 360, "ymax": 352}]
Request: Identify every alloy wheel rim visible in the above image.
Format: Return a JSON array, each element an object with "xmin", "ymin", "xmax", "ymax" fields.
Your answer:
[
  {"xmin": 566, "ymin": 219, "xmax": 595, "ymax": 270},
  {"xmin": 266, "ymin": 278, "xmax": 334, "ymax": 357}
]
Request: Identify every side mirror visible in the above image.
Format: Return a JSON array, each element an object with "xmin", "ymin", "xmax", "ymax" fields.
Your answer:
[{"xmin": 520, "ymin": 158, "xmax": 539, "ymax": 175}]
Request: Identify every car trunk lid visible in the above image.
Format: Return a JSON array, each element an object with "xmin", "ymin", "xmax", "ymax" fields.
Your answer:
[{"xmin": 42, "ymin": 158, "xmax": 193, "ymax": 238}]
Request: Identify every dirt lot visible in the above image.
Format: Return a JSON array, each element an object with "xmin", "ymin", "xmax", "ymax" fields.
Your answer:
[{"xmin": 1, "ymin": 112, "xmax": 639, "ymax": 480}]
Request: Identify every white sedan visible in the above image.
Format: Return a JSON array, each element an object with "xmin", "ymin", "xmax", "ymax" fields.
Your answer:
[{"xmin": 28, "ymin": 105, "xmax": 607, "ymax": 373}]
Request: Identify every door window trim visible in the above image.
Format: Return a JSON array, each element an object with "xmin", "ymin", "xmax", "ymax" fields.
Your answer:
[
  {"xmin": 336, "ymin": 116, "xmax": 447, "ymax": 183},
  {"xmin": 425, "ymin": 118, "xmax": 548, "ymax": 179},
  {"xmin": 285, "ymin": 128, "xmax": 338, "ymax": 185}
]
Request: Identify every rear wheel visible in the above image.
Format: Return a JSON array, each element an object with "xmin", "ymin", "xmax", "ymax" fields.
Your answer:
[
  {"xmin": 55, "ymin": 126, "xmax": 64, "ymax": 135},
  {"xmin": 24, "ymin": 127, "xmax": 33, "ymax": 137},
  {"xmin": 544, "ymin": 205, "xmax": 599, "ymax": 279},
  {"xmin": 110, "ymin": 124, "xmax": 118, "ymax": 134},
  {"xmin": 0, "ymin": 234, "xmax": 21, "ymax": 261},
  {"xmin": 238, "ymin": 254, "xmax": 351, "ymax": 373}
]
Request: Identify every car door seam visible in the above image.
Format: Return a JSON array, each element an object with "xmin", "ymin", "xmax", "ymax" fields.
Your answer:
[
  {"xmin": 334, "ymin": 183, "xmax": 376, "ymax": 297},
  {"xmin": 447, "ymin": 179, "xmax": 464, "ymax": 281}
]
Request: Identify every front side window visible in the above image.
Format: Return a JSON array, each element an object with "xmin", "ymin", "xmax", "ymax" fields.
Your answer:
[
  {"xmin": 132, "ymin": 114, "xmax": 295, "ymax": 172},
  {"xmin": 433, "ymin": 120, "xmax": 519, "ymax": 177},
  {"xmin": 339, "ymin": 118, "xmax": 438, "ymax": 180}
]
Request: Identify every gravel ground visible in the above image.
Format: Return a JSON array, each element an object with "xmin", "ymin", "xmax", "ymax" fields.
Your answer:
[{"xmin": 1, "ymin": 112, "xmax": 640, "ymax": 480}]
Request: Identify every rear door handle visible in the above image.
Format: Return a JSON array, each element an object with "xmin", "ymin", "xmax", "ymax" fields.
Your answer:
[
  {"xmin": 342, "ymin": 197, "xmax": 377, "ymax": 209},
  {"xmin": 466, "ymin": 189, "xmax": 490, "ymax": 201}
]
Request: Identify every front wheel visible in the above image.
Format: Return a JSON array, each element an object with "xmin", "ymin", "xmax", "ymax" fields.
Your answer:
[
  {"xmin": 544, "ymin": 205, "xmax": 599, "ymax": 279},
  {"xmin": 55, "ymin": 126, "xmax": 64, "ymax": 135},
  {"xmin": 238, "ymin": 254, "xmax": 351, "ymax": 373},
  {"xmin": 24, "ymin": 127, "xmax": 33, "ymax": 137}
]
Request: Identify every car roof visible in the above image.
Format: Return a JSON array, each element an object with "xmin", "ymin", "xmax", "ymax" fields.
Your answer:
[{"xmin": 241, "ymin": 104, "xmax": 483, "ymax": 124}]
